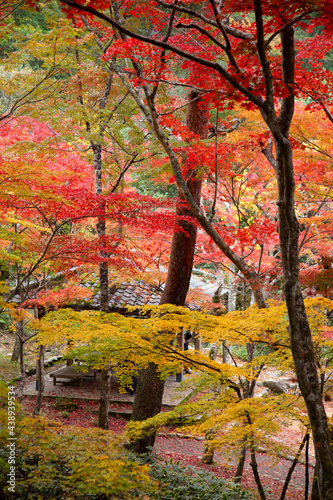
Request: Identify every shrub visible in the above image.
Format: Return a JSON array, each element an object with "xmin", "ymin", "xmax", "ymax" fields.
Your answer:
[
  {"xmin": 0, "ymin": 414, "xmax": 152, "ymax": 499},
  {"xmin": 148, "ymin": 459, "xmax": 254, "ymax": 500}
]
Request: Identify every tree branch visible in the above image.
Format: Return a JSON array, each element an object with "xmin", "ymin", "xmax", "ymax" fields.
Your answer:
[{"xmin": 59, "ymin": 0, "xmax": 265, "ymax": 110}]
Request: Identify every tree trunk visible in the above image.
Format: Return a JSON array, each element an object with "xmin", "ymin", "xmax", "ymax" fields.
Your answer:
[
  {"xmin": 281, "ymin": 432, "xmax": 309, "ymax": 500},
  {"xmin": 250, "ymin": 446, "xmax": 266, "ymax": 500},
  {"xmin": 33, "ymin": 344, "xmax": 45, "ymax": 416},
  {"xmin": 224, "ymin": 263, "xmax": 237, "ymax": 364},
  {"xmin": 128, "ymin": 363, "xmax": 165, "ymax": 453},
  {"xmin": 129, "ymin": 91, "xmax": 208, "ymax": 453},
  {"xmin": 75, "ymin": 44, "xmax": 114, "ymax": 430},
  {"xmin": 269, "ymin": 27, "xmax": 333, "ymax": 500},
  {"xmin": 202, "ymin": 428, "xmax": 216, "ymax": 464},
  {"xmin": 16, "ymin": 321, "xmax": 25, "ymax": 403},
  {"xmin": 98, "ymin": 367, "xmax": 111, "ymax": 429},
  {"xmin": 94, "ymin": 143, "xmax": 111, "ymax": 430},
  {"xmin": 11, "ymin": 335, "xmax": 20, "ymax": 362},
  {"xmin": 234, "ymin": 446, "xmax": 247, "ymax": 483}
]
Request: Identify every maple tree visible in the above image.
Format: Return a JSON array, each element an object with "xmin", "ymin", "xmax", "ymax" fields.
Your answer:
[
  {"xmin": 130, "ymin": 90, "xmax": 210, "ymax": 453},
  {"xmin": 0, "ymin": 7, "xmax": 178, "ymax": 345},
  {"xmin": 48, "ymin": 2, "xmax": 333, "ymax": 497},
  {"xmin": 2, "ymin": 0, "xmax": 333, "ymax": 497},
  {"xmin": 0, "ymin": 381, "xmax": 153, "ymax": 499},
  {"xmin": 0, "ymin": 102, "xmax": 178, "ymax": 412},
  {"xmin": 32, "ymin": 296, "xmax": 333, "ymax": 499}
]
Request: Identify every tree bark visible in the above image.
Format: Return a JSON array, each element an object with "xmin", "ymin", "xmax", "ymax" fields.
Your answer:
[
  {"xmin": 98, "ymin": 367, "xmax": 111, "ymax": 429},
  {"xmin": 250, "ymin": 447, "xmax": 266, "ymax": 500},
  {"xmin": 224, "ymin": 263, "xmax": 237, "ymax": 364},
  {"xmin": 33, "ymin": 344, "xmax": 45, "ymax": 416},
  {"xmin": 94, "ymin": 143, "xmax": 111, "ymax": 429},
  {"xmin": 16, "ymin": 320, "xmax": 25, "ymax": 404},
  {"xmin": 87, "ymin": 66, "xmax": 114, "ymax": 430},
  {"xmin": 202, "ymin": 428, "xmax": 216, "ymax": 464},
  {"xmin": 234, "ymin": 446, "xmax": 247, "ymax": 483},
  {"xmin": 280, "ymin": 432, "xmax": 309, "ymax": 500},
  {"xmin": 10, "ymin": 334, "xmax": 20, "ymax": 362},
  {"xmin": 128, "ymin": 363, "xmax": 165, "ymax": 453},
  {"xmin": 270, "ymin": 27, "xmax": 333, "ymax": 499}
]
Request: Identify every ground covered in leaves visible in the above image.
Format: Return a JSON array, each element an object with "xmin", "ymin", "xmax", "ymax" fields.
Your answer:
[{"xmin": 21, "ymin": 395, "xmax": 315, "ymax": 500}]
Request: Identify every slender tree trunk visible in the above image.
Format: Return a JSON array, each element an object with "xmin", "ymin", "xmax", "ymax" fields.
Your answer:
[
  {"xmin": 224, "ymin": 264, "xmax": 237, "ymax": 364},
  {"xmin": 270, "ymin": 27, "xmax": 333, "ymax": 499},
  {"xmin": 11, "ymin": 335, "xmax": 20, "ymax": 362},
  {"xmin": 234, "ymin": 446, "xmax": 247, "ymax": 483},
  {"xmin": 16, "ymin": 321, "xmax": 25, "ymax": 403},
  {"xmin": 75, "ymin": 40, "xmax": 114, "ymax": 429},
  {"xmin": 33, "ymin": 345, "xmax": 45, "ymax": 416},
  {"xmin": 96, "ymin": 211, "xmax": 111, "ymax": 429},
  {"xmin": 98, "ymin": 367, "xmax": 111, "ymax": 429},
  {"xmin": 93, "ymin": 143, "xmax": 112, "ymax": 430},
  {"xmin": 17, "ymin": 349, "xmax": 25, "ymax": 403},
  {"xmin": 250, "ymin": 446, "xmax": 266, "ymax": 500},
  {"xmin": 202, "ymin": 428, "xmax": 216, "ymax": 464},
  {"xmin": 280, "ymin": 432, "xmax": 309, "ymax": 500},
  {"xmin": 129, "ymin": 91, "xmax": 208, "ymax": 453}
]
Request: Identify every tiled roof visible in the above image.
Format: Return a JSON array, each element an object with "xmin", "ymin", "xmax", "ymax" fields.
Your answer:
[
  {"xmin": 108, "ymin": 281, "xmax": 161, "ymax": 308},
  {"xmin": 91, "ymin": 272, "xmax": 228, "ymax": 312}
]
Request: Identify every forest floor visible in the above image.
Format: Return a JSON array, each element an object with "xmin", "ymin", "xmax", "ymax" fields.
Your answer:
[
  {"xmin": 3, "ymin": 334, "xmax": 333, "ymax": 500},
  {"xmin": 19, "ymin": 369, "xmax": 332, "ymax": 500},
  {"xmin": 20, "ymin": 394, "xmax": 318, "ymax": 500}
]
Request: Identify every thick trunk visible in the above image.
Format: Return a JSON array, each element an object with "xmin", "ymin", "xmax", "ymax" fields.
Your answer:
[
  {"xmin": 202, "ymin": 428, "xmax": 216, "ymax": 464},
  {"xmin": 129, "ymin": 91, "xmax": 207, "ymax": 453},
  {"xmin": 160, "ymin": 172, "xmax": 202, "ymax": 306},
  {"xmin": 129, "ymin": 185, "xmax": 200, "ymax": 452},
  {"xmin": 234, "ymin": 446, "xmax": 247, "ymax": 483}
]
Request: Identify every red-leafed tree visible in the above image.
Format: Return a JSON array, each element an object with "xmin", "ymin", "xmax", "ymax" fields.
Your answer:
[
  {"xmin": 0, "ymin": 113, "xmax": 178, "ymax": 410},
  {"xmin": 130, "ymin": 90, "xmax": 210, "ymax": 453},
  {"xmin": 53, "ymin": 1, "xmax": 333, "ymax": 497}
]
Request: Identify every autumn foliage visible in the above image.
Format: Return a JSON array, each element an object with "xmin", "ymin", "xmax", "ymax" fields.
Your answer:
[{"xmin": 2, "ymin": 0, "xmax": 333, "ymax": 498}]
